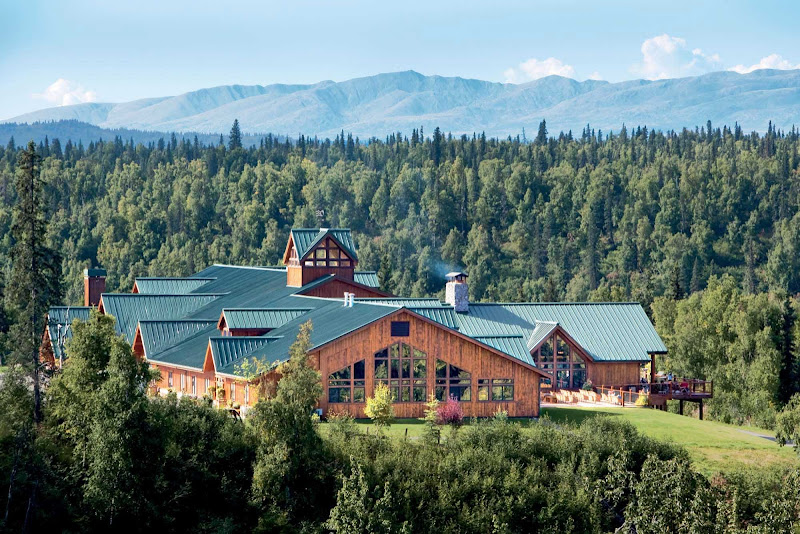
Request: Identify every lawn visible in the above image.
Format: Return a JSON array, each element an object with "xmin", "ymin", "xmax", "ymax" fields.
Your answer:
[{"xmin": 333, "ymin": 406, "xmax": 798, "ymax": 476}]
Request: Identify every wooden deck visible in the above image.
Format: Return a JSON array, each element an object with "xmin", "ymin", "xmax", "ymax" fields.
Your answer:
[{"xmin": 543, "ymin": 378, "xmax": 713, "ymax": 417}]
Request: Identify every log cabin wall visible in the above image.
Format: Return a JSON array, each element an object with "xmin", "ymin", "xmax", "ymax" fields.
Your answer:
[{"xmin": 311, "ymin": 310, "xmax": 541, "ymax": 418}]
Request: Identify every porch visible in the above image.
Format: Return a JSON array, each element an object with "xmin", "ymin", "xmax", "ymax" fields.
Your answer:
[{"xmin": 542, "ymin": 378, "xmax": 713, "ymax": 418}]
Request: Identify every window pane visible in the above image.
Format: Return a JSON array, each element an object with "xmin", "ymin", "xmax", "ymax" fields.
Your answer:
[
  {"xmin": 504, "ymin": 386, "xmax": 514, "ymax": 400},
  {"xmin": 557, "ymin": 370, "xmax": 570, "ymax": 389},
  {"xmin": 451, "ymin": 385, "xmax": 471, "ymax": 401},
  {"xmin": 329, "ymin": 249, "xmax": 339, "ymax": 259},
  {"xmin": 390, "ymin": 359, "xmax": 399, "ymax": 379},
  {"xmin": 478, "ymin": 385, "xmax": 489, "ymax": 401},
  {"xmin": 491, "ymin": 385, "xmax": 503, "ymax": 401},
  {"xmin": 315, "ymin": 260, "xmax": 326, "ymax": 266},
  {"xmin": 391, "ymin": 344, "xmax": 399, "ymax": 358},
  {"xmin": 315, "ymin": 248, "xmax": 326, "ymax": 259},
  {"xmin": 329, "ymin": 260, "xmax": 339, "ymax": 267},
  {"xmin": 374, "ymin": 360, "xmax": 388, "ymax": 379},
  {"xmin": 435, "ymin": 386, "xmax": 446, "ymax": 401},
  {"xmin": 413, "ymin": 386, "xmax": 426, "ymax": 402},
  {"xmin": 557, "ymin": 337, "xmax": 570, "ymax": 362},
  {"xmin": 436, "ymin": 359, "xmax": 447, "ymax": 378},
  {"xmin": 353, "ymin": 387, "xmax": 365, "ymax": 403},
  {"xmin": 354, "ymin": 360, "xmax": 365, "ymax": 379},
  {"xmin": 414, "ymin": 348, "xmax": 425, "ymax": 359},
  {"xmin": 329, "ymin": 366, "xmax": 351, "ymax": 380},
  {"xmin": 401, "ymin": 359, "xmax": 411, "ymax": 378},
  {"xmin": 390, "ymin": 387, "xmax": 399, "ymax": 402},
  {"xmin": 540, "ymin": 338, "xmax": 554, "ymax": 361},
  {"xmin": 572, "ymin": 370, "xmax": 586, "ymax": 390},
  {"xmin": 414, "ymin": 359, "xmax": 427, "ymax": 378},
  {"xmin": 375, "ymin": 348, "xmax": 388, "ymax": 359},
  {"xmin": 341, "ymin": 260, "xmax": 351, "ymax": 267},
  {"xmin": 402, "ymin": 344, "xmax": 411, "ymax": 358},
  {"xmin": 400, "ymin": 387, "xmax": 411, "ymax": 402}
]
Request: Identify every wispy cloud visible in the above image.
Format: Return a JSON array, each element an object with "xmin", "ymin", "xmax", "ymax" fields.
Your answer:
[
  {"xmin": 33, "ymin": 78, "xmax": 98, "ymax": 106},
  {"xmin": 504, "ymin": 57, "xmax": 576, "ymax": 83},
  {"xmin": 729, "ymin": 53, "xmax": 800, "ymax": 74},
  {"xmin": 631, "ymin": 34, "xmax": 721, "ymax": 80}
]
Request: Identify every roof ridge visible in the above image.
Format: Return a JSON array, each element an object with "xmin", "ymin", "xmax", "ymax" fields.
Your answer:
[
  {"xmin": 222, "ymin": 307, "xmax": 313, "ymax": 311},
  {"xmin": 470, "ymin": 301, "xmax": 643, "ymax": 306},
  {"xmin": 210, "ymin": 264, "xmax": 287, "ymax": 272},
  {"xmin": 139, "ymin": 319, "xmax": 217, "ymax": 323}
]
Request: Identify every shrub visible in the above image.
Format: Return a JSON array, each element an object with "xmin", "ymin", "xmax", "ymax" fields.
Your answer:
[
  {"xmin": 582, "ymin": 380, "xmax": 594, "ymax": 391},
  {"xmin": 436, "ymin": 395, "xmax": 463, "ymax": 430},
  {"xmin": 365, "ymin": 383, "xmax": 394, "ymax": 429}
]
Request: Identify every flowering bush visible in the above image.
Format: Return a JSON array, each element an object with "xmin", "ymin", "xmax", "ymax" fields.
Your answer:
[{"xmin": 436, "ymin": 395, "xmax": 463, "ymax": 428}]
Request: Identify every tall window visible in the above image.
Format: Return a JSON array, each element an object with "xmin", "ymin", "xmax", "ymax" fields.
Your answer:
[
  {"xmin": 302, "ymin": 238, "xmax": 352, "ymax": 268},
  {"xmin": 205, "ymin": 378, "xmax": 210, "ymax": 394},
  {"xmin": 191, "ymin": 376, "xmax": 197, "ymax": 396},
  {"xmin": 374, "ymin": 344, "xmax": 427, "ymax": 402},
  {"xmin": 245, "ymin": 384, "xmax": 250, "ymax": 405},
  {"xmin": 329, "ymin": 360, "xmax": 366, "ymax": 403},
  {"xmin": 168, "ymin": 371, "xmax": 174, "ymax": 388},
  {"xmin": 231, "ymin": 382, "xmax": 236, "ymax": 401},
  {"xmin": 181, "ymin": 374, "xmax": 186, "ymax": 391},
  {"xmin": 533, "ymin": 334, "xmax": 586, "ymax": 389},
  {"xmin": 435, "ymin": 359, "xmax": 471, "ymax": 401}
]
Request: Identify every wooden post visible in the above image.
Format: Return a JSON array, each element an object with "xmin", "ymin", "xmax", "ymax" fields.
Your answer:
[
  {"xmin": 679, "ymin": 399, "xmax": 684, "ymax": 415},
  {"xmin": 650, "ymin": 353, "xmax": 656, "ymax": 384},
  {"xmin": 699, "ymin": 399, "xmax": 703, "ymax": 420}
]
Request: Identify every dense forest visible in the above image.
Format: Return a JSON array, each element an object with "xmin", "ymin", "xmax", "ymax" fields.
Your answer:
[
  {"xmin": 1, "ymin": 126, "xmax": 800, "ymax": 532},
  {"xmin": 1, "ymin": 120, "xmax": 800, "ymax": 426}
]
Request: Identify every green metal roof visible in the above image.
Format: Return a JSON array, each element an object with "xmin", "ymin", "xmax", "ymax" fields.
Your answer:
[
  {"xmin": 84, "ymin": 268, "xmax": 107, "ymax": 277},
  {"xmin": 138, "ymin": 320, "xmax": 217, "ymax": 358},
  {"xmin": 134, "ymin": 277, "xmax": 215, "ymax": 294},
  {"xmin": 146, "ymin": 323, "xmax": 219, "ymax": 370},
  {"xmin": 290, "ymin": 228, "xmax": 358, "ymax": 261},
  {"xmin": 221, "ymin": 308, "xmax": 311, "ymax": 330},
  {"xmin": 407, "ymin": 306, "xmax": 459, "ymax": 330},
  {"xmin": 209, "ymin": 336, "xmax": 282, "ymax": 375},
  {"xmin": 47, "ymin": 307, "xmax": 92, "ymax": 360},
  {"xmin": 101, "ymin": 293, "xmax": 222, "ymax": 343},
  {"xmin": 353, "ymin": 271, "xmax": 380, "ymax": 288},
  {"xmin": 457, "ymin": 303, "xmax": 666, "ymax": 362},
  {"xmin": 527, "ymin": 321, "xmax": 559, "ymax": 351},
  {"xmin": 472, "ymin": 335, "xmax": 535, "ymax": 366}
]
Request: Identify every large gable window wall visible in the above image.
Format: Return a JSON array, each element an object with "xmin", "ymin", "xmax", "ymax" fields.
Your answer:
[
  {"xmin": 374, "ymin": 343, "xmax": 427, "ymax": 402},
  {"xmin": 533, "ymin": 334, "xmax": 586, "ymax": 389}
]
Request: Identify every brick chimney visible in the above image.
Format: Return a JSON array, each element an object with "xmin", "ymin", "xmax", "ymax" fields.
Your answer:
[
  {"xmin": 445, "ymin": 272, "xmax": 469, "ymax": 313},
  {"xmin": 84, "ymin": 268, "xmax": 107, "ymax": 307}
]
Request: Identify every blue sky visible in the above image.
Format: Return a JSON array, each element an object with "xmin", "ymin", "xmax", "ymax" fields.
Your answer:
[{"xmin": 2, "ymin": 0, "xmax": 799, "ymax": 119}]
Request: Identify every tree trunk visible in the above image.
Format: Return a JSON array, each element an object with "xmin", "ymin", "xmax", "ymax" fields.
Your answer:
[{"xmin": 3, "ymin": 442, "xmax": 20, "ymax": 525}]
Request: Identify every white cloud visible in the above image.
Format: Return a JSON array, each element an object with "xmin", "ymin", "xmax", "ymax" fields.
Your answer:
[
  {"xmin": 504, "ymin": 57, "xmax": 576, "ymax": 83},
  {"xmin": 729, "ymin": 54, "xmax": 800, "ymax": 74},
  {"xmin": 587, "ymin": 71, "xmax": 603, "ymax": 81},
  {"xmin": 631, "ymin": 34, "xmax": 721, "ymax": 80},
  {"xmin": 33, "ymin": 78, "xmax": 98, "ymax": 106}
]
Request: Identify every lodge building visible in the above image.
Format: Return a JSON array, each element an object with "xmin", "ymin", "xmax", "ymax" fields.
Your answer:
[{"xmin": 41, "ymin": 228, "xmax": 669, "ymax": 418}]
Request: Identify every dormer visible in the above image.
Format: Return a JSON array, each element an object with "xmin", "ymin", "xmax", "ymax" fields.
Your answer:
[{"xmin": 283, "ymin": 228, "xmax": 359, "ymax": 287}]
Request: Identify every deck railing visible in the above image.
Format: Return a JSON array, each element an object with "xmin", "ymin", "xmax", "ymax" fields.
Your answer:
[{"xmin": 542, "ymin": 378, "xmax": 713, "ymax": 407}]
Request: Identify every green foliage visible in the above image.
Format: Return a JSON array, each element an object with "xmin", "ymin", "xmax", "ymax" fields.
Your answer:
[
  {"xmin": 365, "ymin": 382, "xmax": 394, "ymax": 429},
  {"xmin": 776, "ymin": 393, "xmax": 800, "ymax": 453},
  {"xmin": 248, "ymin": 320, "xmax": 333, "ymax": 530},
  {"xmin": 653, "ymin": 275, "xmax": 785, "ymax": 427}
]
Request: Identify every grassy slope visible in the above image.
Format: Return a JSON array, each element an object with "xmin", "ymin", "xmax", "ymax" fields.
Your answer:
[{"xmin": 344, "ymin": 406, "xmax": 798, "ymax": 475}]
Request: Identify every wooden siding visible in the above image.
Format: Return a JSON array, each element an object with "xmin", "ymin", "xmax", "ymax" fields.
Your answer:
[
  {"xmin": 302, "ymin": 278, "xmax": 388, "ymax": 299},
  {"xmin": 588, "ymin": 362, "xmax": 642, "ymax": 387},
  {"xmin": 312, "ymin": 310, "xmax": 541, "ymax": 418}
]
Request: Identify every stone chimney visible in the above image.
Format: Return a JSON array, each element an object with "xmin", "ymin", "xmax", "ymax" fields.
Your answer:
[
  {"xmin": 445, "ymin": 272, "xmax": 469, "ymax": 313},
  {"xmin": 84, "ymin": 268, "xmax": 107, "ymax": 307}
]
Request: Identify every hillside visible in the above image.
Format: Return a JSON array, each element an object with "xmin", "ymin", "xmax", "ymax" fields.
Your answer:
[{"xmin": 5, "ymin": 69, "xmax": 800, "ymax": 138}]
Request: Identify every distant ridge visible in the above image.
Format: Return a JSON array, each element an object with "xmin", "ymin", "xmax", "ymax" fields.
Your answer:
[{"xmin": 4, "ymin": 69, "xmax": 800, "ymax": 137}]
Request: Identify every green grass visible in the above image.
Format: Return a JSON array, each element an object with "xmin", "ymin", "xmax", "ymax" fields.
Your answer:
[
  {"xmin": 0, "ymin": 365, "xmax": 6, "ymax": 374},
  {"xmin": 328, "ymin": 407, "xmax": 799, "ymax": 476},
  {"xmin": 542, "ymin": 406, "xmax": 798, "ymax": 475}
]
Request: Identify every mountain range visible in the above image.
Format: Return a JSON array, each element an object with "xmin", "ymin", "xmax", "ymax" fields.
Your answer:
[{"xmin": 4, "ymin": 69, "xmax": 800, "ymax": 139}]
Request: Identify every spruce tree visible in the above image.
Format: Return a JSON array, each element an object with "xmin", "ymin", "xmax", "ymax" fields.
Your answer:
[
  {"xmin": 8, "ymin": 141, "xmax": 62, "ymax": 423},
  {"xmin": 229, "ymin": 119, "xmax": 243, "ymax": 150},
  {"xmin": 778, "ymin": 296, "xmax": 798, "ymax": 405}
]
